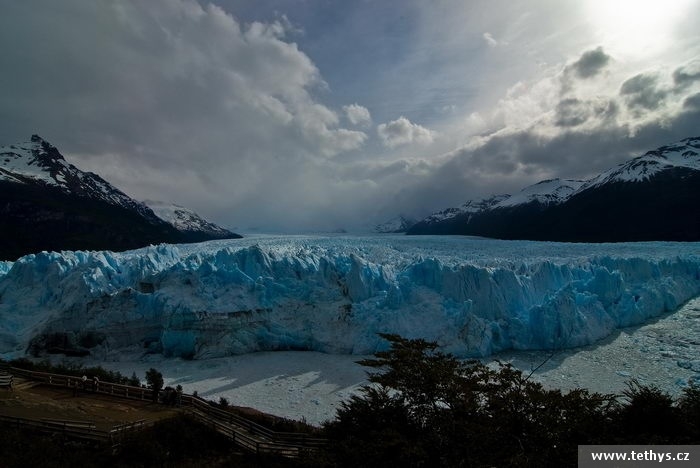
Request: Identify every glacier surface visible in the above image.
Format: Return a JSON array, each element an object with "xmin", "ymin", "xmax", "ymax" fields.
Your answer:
[{"xmin": 0, "ymin": 235, "xmax": 698, "ymax": 359}]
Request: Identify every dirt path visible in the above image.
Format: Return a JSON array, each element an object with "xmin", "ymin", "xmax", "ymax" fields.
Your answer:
[{"xmin": 0, "ymin": 379, "xmax": 179, "ymax": 430}]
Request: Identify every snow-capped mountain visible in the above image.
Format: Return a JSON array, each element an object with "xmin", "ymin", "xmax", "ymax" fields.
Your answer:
[
  {"xmin": 143, "ymin": 200, "xmax": 239, "ymax": 241},
  {"xmin": 374, "ymin": 215, "xmax": 417, "ymax": 233},
  {"xmin": 421, "ymin": 195, "xmax": 510, "ymax": 225},
  {"xmin": 414, "ymin": 179, "xmax": 585, "ymax": 232},
  {"xmin": 408, "ymin": 136, "xmax": 700, "ymax": 241},
  {"xmin": 0, "ymin": 135, "xmax": 241, "ymax": 259},
  {"xmin": 1, "ymin": 135, "xmax": 159, "ymax": 222},
  {"xmin": 580, "ymin": 136, "xmax": 700, "ymax": 190}
]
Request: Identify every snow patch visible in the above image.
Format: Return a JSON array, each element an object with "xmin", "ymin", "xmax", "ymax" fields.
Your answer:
[
  {"xmin": 422, "ymin": 195, "xmax": 509, "ymax": 224},
  {"xmin": 495, "ymin": 178, "xmax": 585, "ymax": 207},
  {"xmin": 143, "ymin": 199, "xmax": 232, "ymax": 236},
  {"xmin": 580, "ymin": 136, "xmax": 700, "ymax": 190}
]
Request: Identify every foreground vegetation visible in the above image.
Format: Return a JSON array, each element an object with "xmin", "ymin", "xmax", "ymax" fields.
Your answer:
[
  {"xmin": 3, "ymin": 335, "xmax": 700, "ymax": 466},
  {"xmin": 323, "ymin": 334, "xmax": 700, "ymax": 467},
  {"xmin": 10, "ymin": 357, "xmax": 143, "ymax": 386},
  {"xmin": 6, "ymin": 357, "xmax": 319, "ymax": 435}
]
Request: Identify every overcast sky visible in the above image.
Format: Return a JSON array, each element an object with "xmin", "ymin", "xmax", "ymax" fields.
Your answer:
[{"xmin": 2, "ymin": 0, "xmax": 700, "ymax": 232}]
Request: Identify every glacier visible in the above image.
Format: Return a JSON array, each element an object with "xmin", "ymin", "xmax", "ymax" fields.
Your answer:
[{"xmin": 0, "ymin": 235, "xmax": 698, "ymax": 360}]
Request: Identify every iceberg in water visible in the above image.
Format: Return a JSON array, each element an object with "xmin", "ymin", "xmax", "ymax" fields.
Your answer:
[{"xmin": 0, "ymin": 235, "xmax": 698, "ymax": 359}]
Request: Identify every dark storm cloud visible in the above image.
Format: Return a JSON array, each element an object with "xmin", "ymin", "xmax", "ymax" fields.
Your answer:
[
  {"xmin": 673, "ymin": 60, "xmax": 700, "ymax": 89},
  {"xmin": 555, "ymin": 98, "xmax": 618, "ymax": 127},
  {"xmin": 2, "ymin": 1, "xmax": 699, "ymax": 230},
  {"xmin": 0, "ymin": 0, "xmax": 368, "ymax": 231},
  {"xmin": 620, "ymin": 74, "xmax": 668, "ymax": 111},
  {"xmin": 555, "ymin": 98, "xmax": 591, "ymax": 127},
  {"xmin": 568, "ymin": 47, "xmax": 611, "ymax": 79},
  {"xmin": 560, "ymin": 47, "xmax": 612, "ymax": 95},
  {"xmin": 399, "ymin": 48, "xmax": 700, "ymax": 219},
  {"xmin": 344, "ymin": 160, "xmax": 411, "ymax": 180},
  {"xmin": 684, "ymin": 92, "xmax": 700, "ymax": 110},
  {"xmin": 426, "ymin": 103, "xmax": 700, "ymax": 206},
  {"xmin": 379, "ymin": 15, "xmax": 700, "ymax": 221}
]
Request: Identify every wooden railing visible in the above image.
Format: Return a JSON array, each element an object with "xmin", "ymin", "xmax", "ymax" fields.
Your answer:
[
  {"xmin": 0, "ymin": 414, "xmax": 149, "ymax": 447},
  {"xmin": 9, "ymin": 367, "xmax": 153, "ymax": 401},
  {"xmin": 183, "ymin": 395, "xmax": 327, "ymax": 448},
  {"xmin": 7, "ymin": 366, "xmax": 327, "ymax": 456},
  {"xmin": 181, "ymin": 396, "xmax": 327, "ymax": 456},
  {"xmin": 0, "ymin": 374, "xmax": 12, "ymax": 388}
]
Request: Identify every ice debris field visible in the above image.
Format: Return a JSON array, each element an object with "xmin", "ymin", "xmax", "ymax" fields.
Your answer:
[{"xmin": 0, "ymin": 234, "xmax": 699, "ymax": 361}]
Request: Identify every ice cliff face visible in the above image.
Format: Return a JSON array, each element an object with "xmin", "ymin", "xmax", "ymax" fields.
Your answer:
[{"xmin": 0, "ymin": 236, "xmax": 698, "ymax": 359}]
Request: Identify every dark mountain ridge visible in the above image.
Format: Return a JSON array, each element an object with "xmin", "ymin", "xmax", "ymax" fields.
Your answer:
[
  {"xmin": 407, "ymin": 136, "xmax": 700, "ymax": 242},
  {"xmin": 0, "ymin": 135, "xmax": 240, "ymax": 260}
]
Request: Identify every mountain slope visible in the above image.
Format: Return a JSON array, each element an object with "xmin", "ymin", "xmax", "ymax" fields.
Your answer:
[
  {"xmin": 0, "ymin": 135, "xmax": 240, "ymax": 259},
  {"xmin": 581, "ymin": 138, "xmax": 700, "ymax": 189},
  {"xmin": 374, "ymin": 215, "xmax": 417, "ymax": 233},
  {"xmin": 144, "ymin": 200, "xmax": 240, "ymax": 242},
  {"xmin": 494, "ymin": 178, "xmax": 584, "ymax": 208},
  {"xmin": 1, "ymin": 135, "xmax": 161, "ymax": 222},
  {"xmin": 408, "ymin": 137, "xmax": 700, "ymax": 241}
]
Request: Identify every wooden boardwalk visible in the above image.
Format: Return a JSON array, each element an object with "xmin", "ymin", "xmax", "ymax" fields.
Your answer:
[
  {"xmin": 3, "ymin": 366, "xmax": 327, "ymax": 457},
  {"xmin": 0, "ymin": 413, "xmax": 148, "ymax": 448}
]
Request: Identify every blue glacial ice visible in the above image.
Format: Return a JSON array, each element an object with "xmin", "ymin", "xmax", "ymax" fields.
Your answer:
[{"xmin": 0, "ymin": 234, "xmax": 698, "ymax": 359}]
